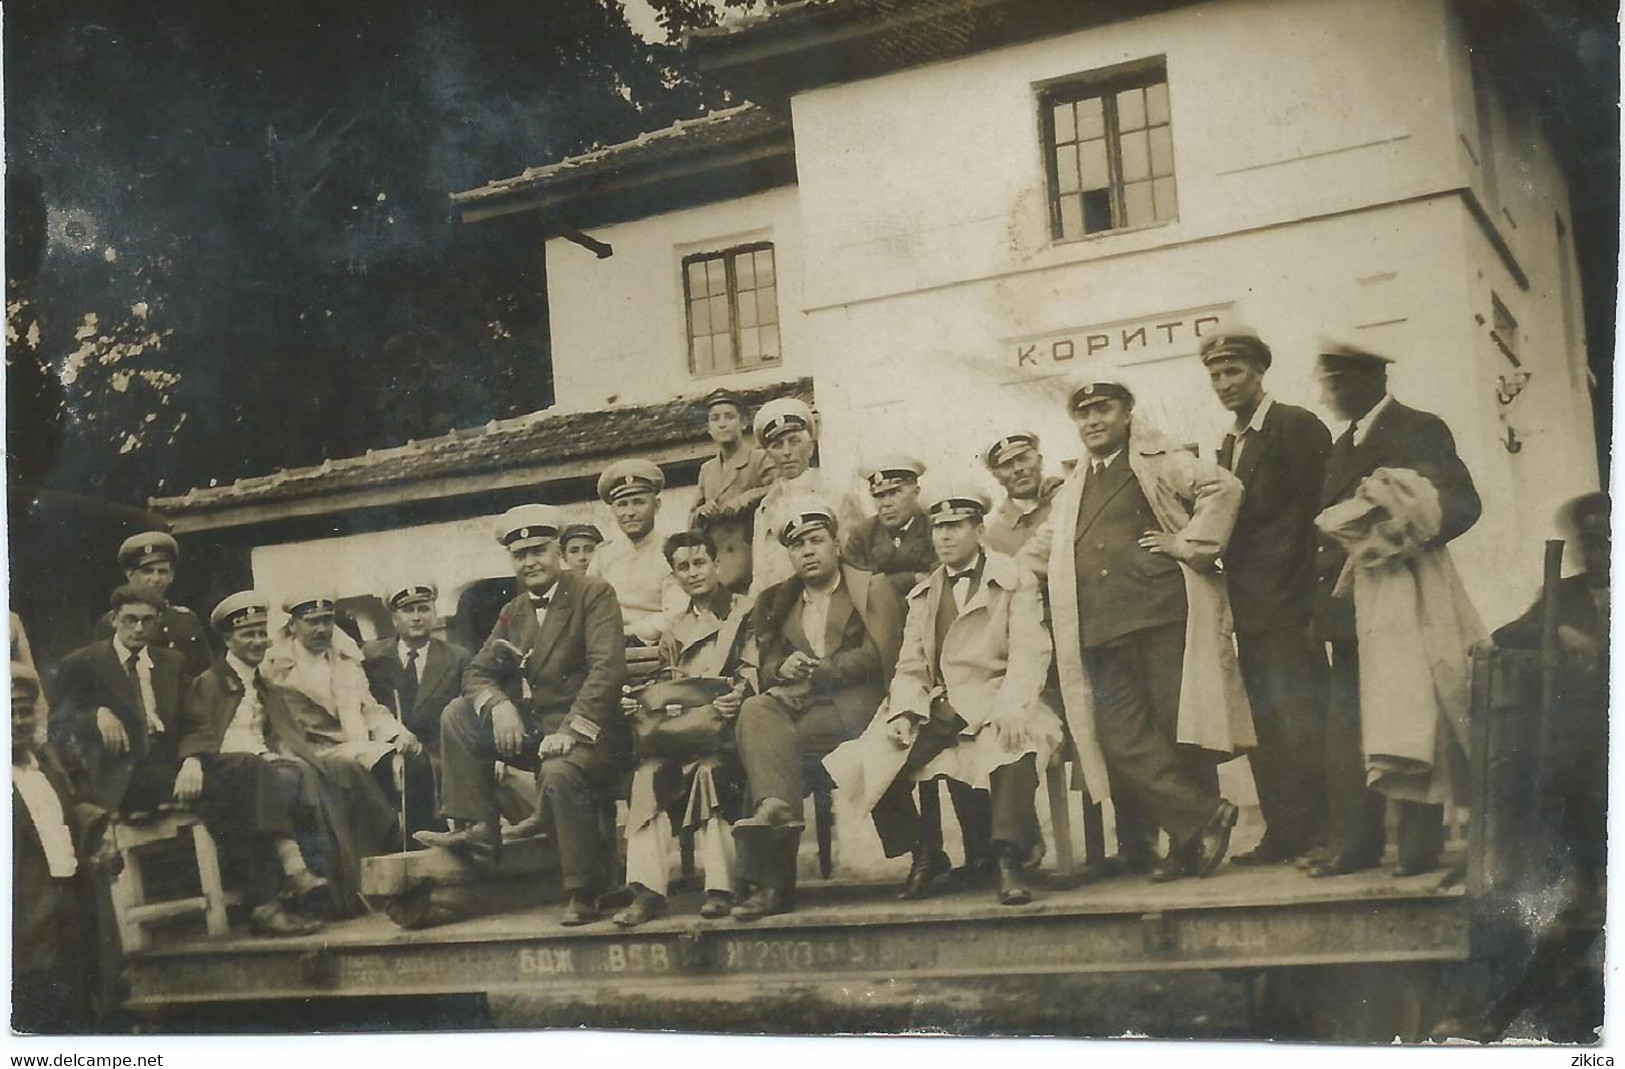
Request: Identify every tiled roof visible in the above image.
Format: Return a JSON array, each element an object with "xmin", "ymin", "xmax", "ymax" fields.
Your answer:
[
  {"xmin": 451, "ymin": 104, "xmax": 791, "ymax": 208},
  {"xmin": 151, "ymin": 377, "xmax": 813, "ymax": 516}
]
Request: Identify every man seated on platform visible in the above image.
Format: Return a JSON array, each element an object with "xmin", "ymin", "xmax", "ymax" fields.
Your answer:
[
  {"xmin": 561, "ymin": 524, "xmax": 605, "ymax": 575},
  {"xmin": 422, "ymin": 505, "xmax": 629, "ymax": 927},
  {"xmin": 589, "ymin": 459, "xmax": 686, "ymax": 645},
  {"xmin": 611, "ymin": 529, "xmax": 757, "ymax": 927},
  {"xmin": 844, "ymin": 455, "xmax": 936, "ymax": 599},
  {"xmin": 362, "ymin": 583, "xmax": 470, "ymax": 808},
  {"xmin": 827, "ymin": 485, "xmax": 1061, "ymax": 906},
  {"xmin": 265, "ymin": 593, "xmax": 436, "ymax": 839},
  {"xmin": 731, "ymin": 500, "xmax": 904, "ymax": 921}
]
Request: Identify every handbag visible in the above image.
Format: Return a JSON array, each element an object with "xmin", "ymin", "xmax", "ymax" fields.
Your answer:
[{"xmin": 628, "ymin": 674, "xmax": 736, "ymax": 762}]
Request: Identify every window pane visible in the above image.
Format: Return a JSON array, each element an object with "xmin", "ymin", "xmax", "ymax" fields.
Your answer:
[
  {"xmin": 740, "ymin": 291, "xmax": 759, "ymax": 328},
  {"xmin": 1075, "ymin": 96, "xmax": 1105, "ymax": 140},
  {"xmin": 705, "ymin": 258, "xmax": 726, "ymax": 296},
  {"xmin": 1145, "ymin": 81, "xmax": 1171, "ymax": 126},
  {"xmin": 691, "ymin": 335, "xmax": 714, "ymax": 375},
  {"xmin": 1082, "ymin": 188, "xmax": 1114, "ymax": 234},
  {"xmin": 1058, "ymin": 195, "xmax": 1085, "ymax": 239},
  {"xmin": 1149, "ymin": 125, "xmax": 1174, "ymax": 176},
  {"xmin": 687, "ymin": 260, "xmax": 709, "ymax": 298},
  {"xmin": 736, "ymin": 251, "xmax": 756, "ymax": 291},
  {"xmin": 1055, "ymin": 145, "xmax": 1080, "ymax": 194},
  {"xmin": 1120, "ymin": 129, "xmax": 1150, "ymax": 182},
  {"xmin": 1153, "ymin": 176, "xmax": 1178, "ymax": 221},
  {"xmin": 1052, "ymin": 101, "xmax": 1076, "ymax": 144},
  {"xmin": 1123, "ymin": 180, "xmax": 1153, "ymax": 228},
  {"xmin": 1117, "ymin": 88, "xmax": 1146, "ymax": 132},
  {"xmin": 757, "ymin": 286, "xmax": 778, "ymax": 326},
  {"xmin": 712, "ymin": 331, "xmax": 736, "ymax": 369},
  {"xmin": 1079, "ymin": 139, "xmax": 1109, "ymax": 192},
  {"xmin": 740, "ymin": 326, "xmax": 761, "ymax": 364},
  {"xmin": 755, "ymin": 249, "xmax": 775, "ymax": 287},
  {"xmin": 708, "ymin": 295, "xmax": 731, "ymax": 337},
  {"xmin": 761, "ymin": 323, "xmax": 781, "ymax": 359},
  {"xmin": 689, "ymin": 297, "xmax": 711, "ymax": 337}
]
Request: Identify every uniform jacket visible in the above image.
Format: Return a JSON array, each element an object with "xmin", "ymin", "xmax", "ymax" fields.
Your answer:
[
  {"xmin": 983, "ymin": 476, "xmax": 1066, "ymax": 557},
  {"xmin": 751, "ymin": 564, "xmax": 904, "ymax": 725},
  {"xmin": 1314, "ymin": 398, "xmax": 1481, "ymax": 641},
  {"xmin": 463, "ymin": 571, "xmax": 629, "ymax": 751},
  {"xmin": 49, "ymin": 639, "xmax": 188, "ymax": 809},
  {"xmin": 825, "ymin": 552, "xmax": 1062, "ymax": 812},
  {"xmin": 1022, "ymin": 428, "xmax": 1254, "ymax": 801},
  {"xmin": 93, "ymin": 602, "xmax": 213, "ymax": 679},
  {"xmin": 362, "ymin": 636, "xmax": 471, "ymax": 746},
  {"xmin": 1216, "ymin": 400, "xmax": 1331, "ymax": 634},
  {"xmin": 587, "ymin": 532, "xmax": 687, "ymax": 643},
  {"xmin": 692, "ymin": 445, "xmax": 775, "ymax": 523},
  {"xmin": 843, "ymin": 510, "xmax": 936, "ymax": 597}
]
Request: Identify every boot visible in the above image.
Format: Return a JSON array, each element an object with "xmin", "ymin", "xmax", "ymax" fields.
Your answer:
[
  {"xmin": 414, "ymin": 819, "xmax": 500, "ymax": 866},
  {"xmin": 733, "ymin": 821, "xmax": 803, "ymax": 922},
  {"xmin": 995, "ymin": 846, "xmax": 1033, "ymax": 906}
]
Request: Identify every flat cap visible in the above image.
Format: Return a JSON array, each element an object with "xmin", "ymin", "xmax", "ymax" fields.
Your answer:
[
  {"xmin": 560, "ymin": 523, "xmax": 605, "ymax": 547},
  {"xmin": 862, "ymin": 454, "xmax": 926, "ymax": 495},
  {"xmin": 118, "ymin": 531, "xmax": 179, "ymax": 569},
  {"xmin": 778, "ymin": 499, "xmax": 840, "ymax": 546},
  {"xmin": 1068, "ymin": 380, "xmax": 1135, "ymax": 412},
  {"xmin": 387, "ymin": 583, "xmax": 437, "ymax": 612},
  {"xmin": 597, "ymin": 459, "xmax": 665, "ymax": 504},
  {"xmin": 926, "ymin": 484, "xmax": 992, "ymax": 526},
  {"xmin": 495, "ymin": 504, "xmax": 564, "ymax": 550},
  {"xmin": 754, "ymin": 397, "xmax": 815, "ymax": 444},
  {"xmin": 983, "ymin": 433, "xmax": 1039, "ymax": 469},
  {"xmin": 1199, "ymin": 329, "xmax": 1273, "ymax": 369},
  {"xmin": 282, "ymin": 592, "xmax": 336, "ymax": 620},
  {"xmin": 211, "ymin": 591, "xmax": 270, "ymax": 633},
  {"xmin": 1316, "ymin": 338, "xmax": 1395, "ymax": 373},
  {"xmin": 702, "ymin": 387, "xmax": 749, "ymax": 415}
]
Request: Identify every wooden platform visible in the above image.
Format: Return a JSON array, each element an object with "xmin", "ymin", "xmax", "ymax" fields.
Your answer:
[{"xmin": 123, "ymin": 856, "xmax": 1469, "ymax": 1009}]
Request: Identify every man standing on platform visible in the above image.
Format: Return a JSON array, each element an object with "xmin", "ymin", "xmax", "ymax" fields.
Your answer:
[
  {"xmin": 1202, "ymin": 329, "xmax": 1332, "ymax": 866},
  {"xmin": 981, "ymin": 434, "xmax": 1066, "ymax": 557},
  {"xmin": 423, "ymin": 505, "xmax": 628, "ymax": 926},
  {"xmin": 92, "ymin": 532, "xmax": 212, "ymax": 678},
  {"xmin": 362, "ymin": 583, "xmax": 470, "ymax": 804},
  {"xmin": 590, "ymin": 459, "xmax": 685, "ymax": 644},
  {"xmin": 748, "ymin": 398, "xmax": 859, "ymax": 596},
  {"xmin": 691, "ymin": 388, "xmax": 776, "ymax": 593},
  {"xmin": 844, "ymin": 455, "xmax": 936, "ymax": 598}
]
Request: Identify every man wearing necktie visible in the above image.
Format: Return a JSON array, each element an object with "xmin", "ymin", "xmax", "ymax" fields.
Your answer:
[
  {"xmin": 1202, "ymin": 329, "xmax": 1333, "ymax": 867},
  {"xmin": 424, "ymin": 504, "xmax": 629, "ymax": 927},
  {"xmin": 827, "ymin": 485, "xmax": 1062, "ymax": 905},
  {"xmin": 1309, "ymin": 342, "xmax": 1481, "ymax": 878}
]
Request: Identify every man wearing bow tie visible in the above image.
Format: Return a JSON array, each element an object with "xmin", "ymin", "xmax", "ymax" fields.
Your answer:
[{"xmin": 424, "ymin": 504, "xmax": 629, "ymax": 926}]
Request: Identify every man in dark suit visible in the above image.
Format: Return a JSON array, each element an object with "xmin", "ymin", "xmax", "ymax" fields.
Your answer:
[
  {"xmin": 844, "ymin": 455, "xmax": 936, "ymax": 598},
  {"xmin": 421, "ymin": 504, "xmax": 629, "ymax": 926},
  {"xmin": 732, "ymin": 501, "xmax": 905, "ymax": 920},
  {"xmin": 1311, "ymin": 342, "xmax": 1481, "ymax": 877},
  {"xmin": 91, "ymin": 532, "xmax": 212, "ymax": 679},
  {"xmin": 50, "ymin": 585, "xmax": 190, "ymax": 813},
  {"xmin": 14, "ymin": 661, "xmax": 110, "ymax": 1033},
  {"xmin": 1203, "ymin": 329, "xmax": 1332, "ymax": 866},
  {"xmin": 363, "ymin": 582, "xmax": 470, "ymax": 836}
]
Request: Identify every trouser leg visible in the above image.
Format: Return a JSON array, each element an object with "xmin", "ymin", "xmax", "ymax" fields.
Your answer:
[
  {"xmin": 1324, "ymin": 641, "xmax": 1386, "ymax": 861},
  {"xmin": 197, "ymin": 753, "xmax": 293, "ymax": 906},
  {"xmin": 439, "ymin": 697, "xmax": 539, "ymax": 827},
  {"xmin": 624, "ymin": 817, "xmax": 672, "ymax": 897},
  {"xmin": 735, "ymin": 694, "xmax": 804, "ymax": 819},
  {"xmin": 1395, "ymin": 801, "xmax": 1445, "ymax": 869},
  {"xmin": 871, "ymin": 774, "xmax": 922, "ymax": 859},
  {"xmin": 696, "ymin": 814, "xmax": 735, "ymax": 894},
  {"xmin": 989, "ymin": 753, "xmax": 1041, "ymax": 857},
  {"xmin": 1238, "ymin": 627, "xmax": 1329, "ymax": 852},
  {"xmin": 538, "ymin": 751, "xmax": 612, "ymax": 893},
  {"xmin": 947, "ymin": 779, "xmax": 993, "ymax": 865}
]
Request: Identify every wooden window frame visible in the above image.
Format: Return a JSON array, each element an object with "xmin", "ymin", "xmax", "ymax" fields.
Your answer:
[{"xmin": 681, "ymin": 241, "xmax": 780, "ymax": 378}]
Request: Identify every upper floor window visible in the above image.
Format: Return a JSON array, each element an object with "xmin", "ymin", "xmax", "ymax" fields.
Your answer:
[
  {"xmin": 683, "ymin": 242, "xmax": 780, "ymax": 376},
  {"xmin": 1042, "ymin": 65, "xmax": 1177, "ymax": 240}
]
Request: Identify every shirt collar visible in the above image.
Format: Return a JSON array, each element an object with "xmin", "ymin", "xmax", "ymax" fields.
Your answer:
[
  {"xmin": 801, "ymin": 573, "xmax": 842, "ymax": 604},
  {"xmin": 225, "ymin": 652, "xmax": 258, "ymax": 684},
  {"xmin": 398, "ymin": 638, "xmax": 428, "ymax": 662},
  {"xmin": 1234, "ymin": 394, "xmax": 1274, "ymax": 436},
  {"xmin": 1351, "ymin": 394, "xmax": 1394, "ymax": 447},
  {"xmin": 111, "ymin": 637, "xmax": 148, "ymax": 668},
  {"xmin": 1087, "ymin": 448, "xmax": 1124, "ymax": 472},
  {"xmin": 947, "ymin": 553, "xmax": 985, "ymax": 581},
  {"xmin": 890, "ymin": 515, "xmax": 918, "ymax": 538}
]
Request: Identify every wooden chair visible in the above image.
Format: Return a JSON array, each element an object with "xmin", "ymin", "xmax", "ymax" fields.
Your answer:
[{"xmin": 107, "ymin": 812, "xmax": 231, "ymax": 952}]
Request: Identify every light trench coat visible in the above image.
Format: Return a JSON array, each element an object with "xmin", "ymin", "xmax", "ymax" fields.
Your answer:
[
  {"xmin": 1020, "ymin": 428, "xmax": 1255, "ymax": 803},
  {"xmin": 824, "ymin": 552, "xmax": 1063, "ymax": 814}
]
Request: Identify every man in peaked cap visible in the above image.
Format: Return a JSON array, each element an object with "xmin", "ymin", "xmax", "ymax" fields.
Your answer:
[
  {"xmin": 560, "ymin": 524, "xmax": 605, "ymax": 574},
  {"xmin": 732, "ymin": 499, "xmax": 904, "ymax": 920},
  {"xmin": 827, "ymin": 482, "xmax": 1062, "ymax": 906},
  {"xmin": 981, "ymin": 433, "xmax": 1067, "ymax": 557},
  {"xmin": 845, "ymin": 454, "xmax": 936, "ymax": 598},
  {"xmin": 589, "ymin": 459, "xmax": 686, "ymax": 645},
  {"xmin": 691, "ymin": 388, "xmax": 776, "ymax": 593},
  {"xmin": 1309, "ymin": 339, "xmax": 1481, "ymax": 879},
  {"xmin": 425, "ymin": 504, "xmax": 628, "ymax": 926},
  {"xmin": 1201, "ymin": 327, "xmax": 1333, "ymax": 867},
  {"xmin": 92, "ymin": 531, "xmax": 212, "ymax": 678},
  {"xmin": 748, "ymin": 396, "xmax": 861, "ymax": 597}
]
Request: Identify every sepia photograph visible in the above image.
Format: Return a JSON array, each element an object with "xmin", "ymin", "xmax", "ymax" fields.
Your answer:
[{"xmin": 4, "ymin": 0, "xmax": 1617, "ymax": 1050}]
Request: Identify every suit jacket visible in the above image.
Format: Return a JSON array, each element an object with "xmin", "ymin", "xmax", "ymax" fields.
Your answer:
[
  {"xmin": 463, "ymin": 571, "xmax": 628, "ymax": 750},
  {"xmin": 92, "ymin": 602, "xmax": 213, "ymax": 679},
  {"xmin": 843, "ymin": 511, "xmax": 936, "ymax": 597},
  {"xmin": 362, "ymin": 636, "xmax": 471, "ymax": 745},
  {"xmin": 752, "ymin": 565, "xmax": 904, "ymax": 724},
  {"xmin": 179, "ymin": 658, "xmax": 327, "ymax": 766},
  {"xmin": 14, "ymin": 746, "xmax": 108, "ymax": 979},
  {"xmin": 1216, "ymin": 400, "xmax": 1332, "ymax": 634},
  {"xmin": 49, "ymin": 640, "xmax": 188, "ymax": 809},
  {"xmin": 1313, "ymin": 399, "xmax": 1482, "ymax": 641},
  {"xmin": 692, "ymin": 444, "xmax": 775, "ymax": 523}
]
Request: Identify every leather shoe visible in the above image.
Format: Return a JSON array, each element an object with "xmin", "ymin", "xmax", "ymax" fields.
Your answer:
[
  {"xmin": 1305, "ymin": 851, "xmax": 1382, "ymax": 878},
  {"xmin": 501, "ymin": 815, "xmax": 547, "ymax": 842},
  {"xmin": 1148, "ymin": 853, "xmax": 1189, "ymax": 883},
  {"xmin": 698, "ymin": 890, "xmax": 734, "ymax": 919},
  {"xmin": 415, "ymin": 822, "xmax": 500, "ymax": 865},
  {"xmin": 1192, "ymin": 800, "xmax": 1240, "ymax": 878},
  {"xmin": 281, "ymin": 868, "xmax": 330, "ymax": 900},
  {"xmin": 1230, "ymin": 838, "xmax": 1306, "ymax": 867},
  {"xmin": 249, "ymin": 902, "xmax": 323, "ymax": 937},
  {"xmin": 898, "ymin": 850, "xmax": 953, "ymax": 900},
  {"xmin": 1295, "ymin": 846, "xmax": 1330, "ymax": 871},
  {"xmin": 1391, "ymin": 856, "xmax": 1439, "ymax": 878},
  {"xmin": 559, "ymin": 892, "xmax": 600, "ymax": 927},
  {"xmin": 611, "ymin": 890, "xmax": 668, "ymax": 928},
  {"xmin": 732, "ymin": 886, "xmax": 791, "ymax": 922},
  {"xmin": 996, "ymin": 858, "xmax": 1033, "ymax": 905},
  {"xmin": 1118, "ymin": 849, "xmax": 1157, "ymax": 876}
]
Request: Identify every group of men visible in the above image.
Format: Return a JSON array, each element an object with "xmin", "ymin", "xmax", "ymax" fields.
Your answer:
[{"xmin": 19, "ymin": 325, "xmax": 1544, "ymax": 992}]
